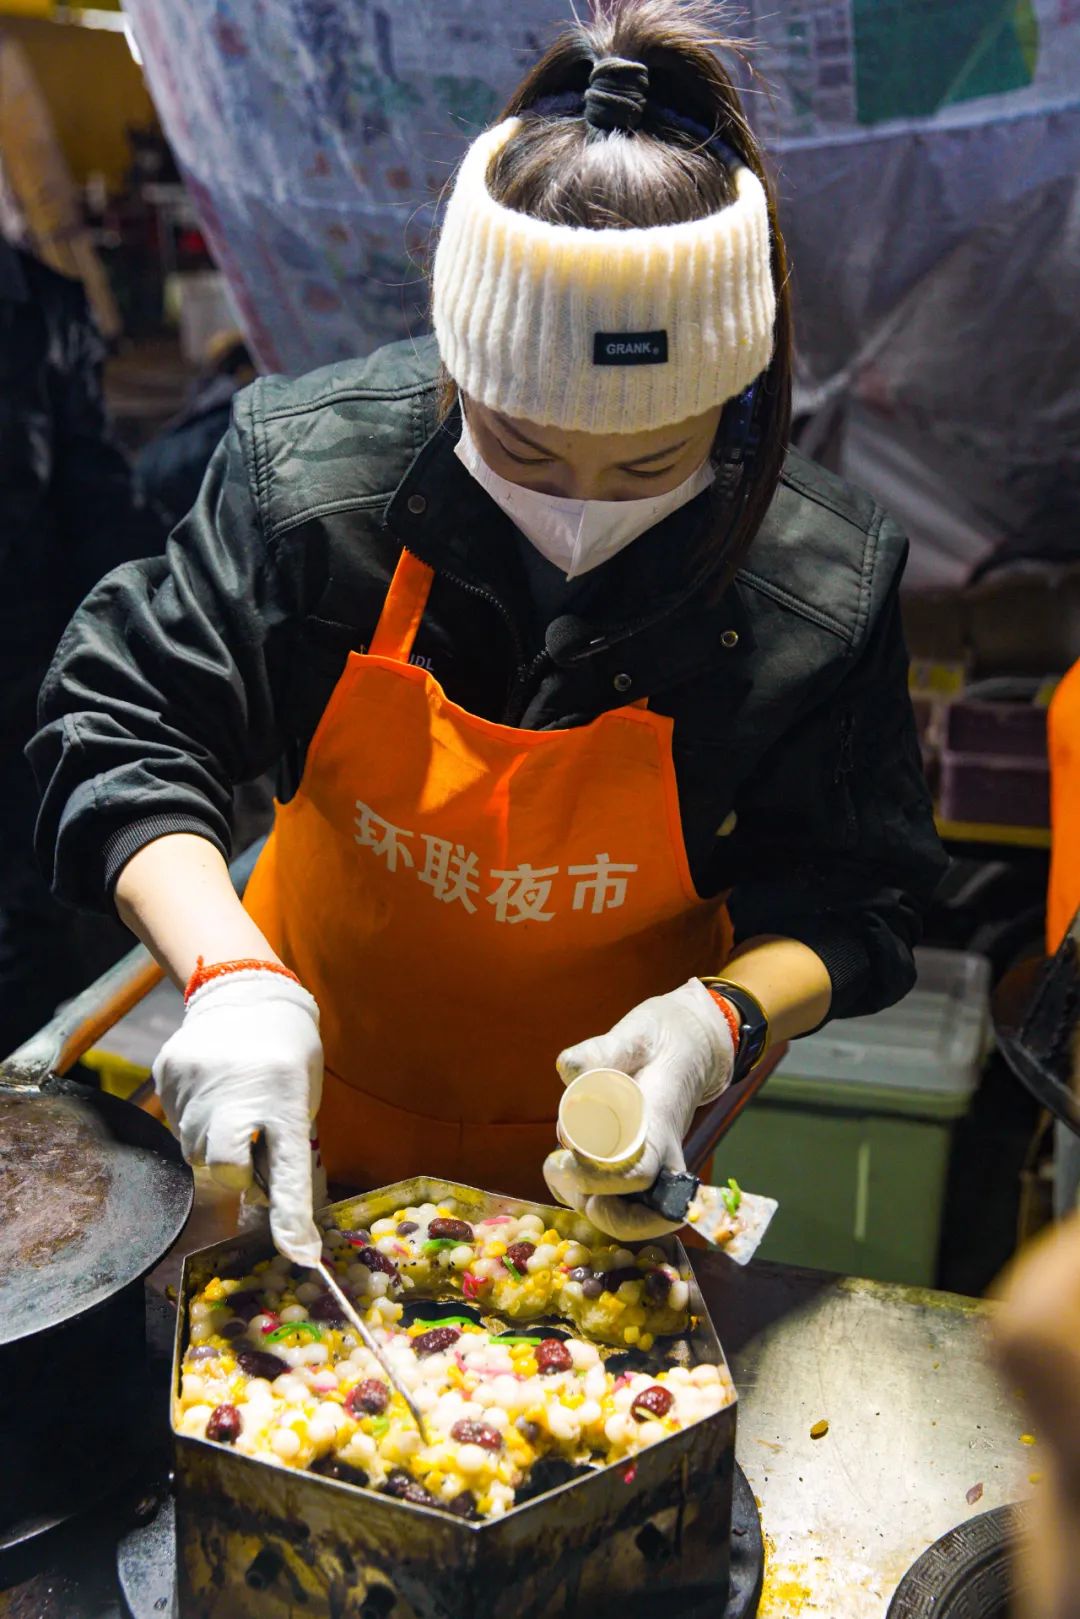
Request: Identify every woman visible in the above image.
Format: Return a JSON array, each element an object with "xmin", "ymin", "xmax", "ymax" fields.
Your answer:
[{"xmin": 30, "ymin": 0, "xmax": 945, "ymax": 1263}]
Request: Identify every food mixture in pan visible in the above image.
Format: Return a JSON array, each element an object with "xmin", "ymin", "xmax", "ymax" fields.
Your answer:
[{"xmin": 176, "ymin": 1200, "xmax": 734, "ymax": 1520}]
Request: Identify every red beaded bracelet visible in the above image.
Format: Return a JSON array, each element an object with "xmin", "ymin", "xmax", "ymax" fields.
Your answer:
[
  {"xmin": 701, "ymin": 982, "xmax": 742, "ymax": 1049},
  {"xmin": 184, "ymin": 955, "xmax": 302, "ymax": 1004}
]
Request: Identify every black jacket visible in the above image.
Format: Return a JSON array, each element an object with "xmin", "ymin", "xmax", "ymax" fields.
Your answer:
[
  {"xmin": 0, "ymin": 242, "xmax": 161, "ymax": 760},
  {"xmin": 30, "ymin": 334, "xmax": 947, "ymax": 1019}
]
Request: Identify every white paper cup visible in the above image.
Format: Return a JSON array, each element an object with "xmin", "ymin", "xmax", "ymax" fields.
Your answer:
[{"xmin": 557, "ymin": 1069, "xmax": 646, "ymax": 1171}]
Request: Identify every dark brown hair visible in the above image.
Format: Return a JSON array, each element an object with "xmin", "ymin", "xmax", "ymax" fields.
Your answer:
[{"xmin": 434, "ymin": 0, "xmax": 792, "ymax": 586}]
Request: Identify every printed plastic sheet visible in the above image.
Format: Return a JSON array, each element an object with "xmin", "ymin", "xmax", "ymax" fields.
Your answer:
[{"xmin": 123, "ymin": 0, "xmax": 1080, "ymax": 578}]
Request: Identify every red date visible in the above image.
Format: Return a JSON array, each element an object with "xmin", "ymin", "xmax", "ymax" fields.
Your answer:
[
  {"xmin": 503, "ymin": 1242, "xmax": 535, "ymax": 1273},
  {"xmin": 630, "ymin": 1385, "xmax": 674, "ymax": 1422},
  {"xmin": 206, "ymin": 1403, "xmax": 242, "ymax": 1444},
  {"xmin": 346, "ymin": 1379, "xmax": 390, "ymax": 1417},
  {"xmin": 412, "ymin": 1326, "xmax": 461, "ymax": 1357},
  {"xmin": 354, "ymin": 1245, "xmax": 399, "ymax": 1278},
  {"xmin": 450, "ymin": 1419, "xmax": 503, "ymax": 1451},
  {"xmin": 428, "ymin": 1217, "xmax": 474, "ymax": 1243},
  {"xmin": 536, "ymin": 1339, "xmax": 573, "ymax": 1375}
]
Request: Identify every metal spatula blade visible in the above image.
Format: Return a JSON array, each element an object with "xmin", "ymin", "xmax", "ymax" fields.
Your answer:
[
  {"xmin": 250, "ymin": 1138, "xmax": 428, "ymax": 1441},
  {"xmin": 637, "ymin": 1169, "xmax": 778, "ymax": 1262},
  {"xmin": 312, "ymin": 1259, "xmax": 430, "ymax": 1444}
]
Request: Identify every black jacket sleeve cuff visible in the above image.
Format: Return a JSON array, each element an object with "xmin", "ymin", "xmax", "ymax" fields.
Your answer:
[
  {"xmin": 764, "ymin": 915, "xmax": 916, "ymax": 1024},
  {"xmin": 103, "ymin": 815, "xmax": 230, "ymax": 901}
]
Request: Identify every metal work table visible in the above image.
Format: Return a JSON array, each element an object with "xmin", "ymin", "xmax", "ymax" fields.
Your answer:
[
  {"xmin": 1, "ymin": 1244, "xmax": 1036, "ymax": 1618},
  {"xmin": 694, "ymin": 1253, "xmax": 1036, "ymax": 1617}
]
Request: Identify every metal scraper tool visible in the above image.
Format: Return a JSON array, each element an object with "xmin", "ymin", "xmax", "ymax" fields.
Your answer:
[
  {"xmin": 250, "ymin": 1139, "xmax": 429, "ymax": 1441},
  {"xmin": 637, "ymin": 1169, "xmax": 778, "ymax": 1261},
  {"xmin": 312, "ymin": 1258, "xmax": 430, "ymax": 1443}
]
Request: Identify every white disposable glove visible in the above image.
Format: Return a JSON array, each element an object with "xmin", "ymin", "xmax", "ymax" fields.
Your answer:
[
  {"xmin": 152, "ymin": 970, "xmax": 324, "ymax": 1265},
  {"xmin": 543, "ymin": 978, "xmax": 737, "ymax": 1242}
]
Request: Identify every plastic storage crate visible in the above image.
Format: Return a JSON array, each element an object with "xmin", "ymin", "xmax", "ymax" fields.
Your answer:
[{"xmin": 711, "ymin": 948, "xmax": 991, "ymax": 1286}]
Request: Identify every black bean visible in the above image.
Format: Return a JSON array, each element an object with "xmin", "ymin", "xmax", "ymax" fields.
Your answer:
[
  {"xmin": 185, "ymin": 1345, "xmax": 220, "ymax": 1363},
  {"xmin": 445, "ymin": 1490, "xmax": 479, "ymax": 1520},
  {"xmin": 310, "ymin": 1454, "xmax": 370, "ymax": 1488},
  {"xmin": 603, "ymin": 1266, "xmax": 641, "ymax": 1291},
  {"xmin": 383, "ymin": 1469, "xmax": 435, "ymax": 1506},
  {"xmin": 224, "ymin": 1290, "xmax": 264, "ymax": 1321},
  {"xmin": 582, "ymin": 1276, "xmax": 605, "ymax": 1299},
  {"xmin": 397, "ymin": 1221, "xmax": 419, "ymax": 1235},
  {"xmin": 308, "ymin": 1292, "xmax": 347, "ymax": 1323},
  {"xmin": 644, "ymin": 1269, "xmax": 671, "ymax": 1304},
  {"xmin": 236, "ymin": 1348, "xmax": 288, "ymax": 1381}
]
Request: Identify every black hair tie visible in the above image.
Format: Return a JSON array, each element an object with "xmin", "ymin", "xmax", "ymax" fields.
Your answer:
[{"xmin": 584, "ymin": 56, "xmax": 649, "ymax": 133}]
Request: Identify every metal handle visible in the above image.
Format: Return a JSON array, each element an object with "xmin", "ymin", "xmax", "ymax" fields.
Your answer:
[
  {"xmin": 683, "ymin": 1040, "xmax": 788, "ymax": 1176},
  {"xmin": 0, "ymin": 836, "xmax": 267, "ymax": 1089}
]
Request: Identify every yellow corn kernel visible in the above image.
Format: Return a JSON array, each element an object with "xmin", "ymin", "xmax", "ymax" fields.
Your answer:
[
  {"xmin": 687, "ymin": 1207, "xmax": 701, "ymax": 1224},
  {"xmin": 203, "ymin": 1278, "xmax": 227, "ymax": 1302},
  {"xmin": 543, "ymin": 1230, "xmax": 560, "ymax": 1245},
  {"xmin": 638, "ymin": 1333, "xmax": 655, "ymax": 1352},
  {"xmin": 427, "ymin": 1469, "xmax": 445, "ymax": 1490},
  {"xmin": 563, "ymin": 1393, "xmax": 584, "ymax": 1410},
  {"xmin": 436, "ymin": 1205, "xmax": 451, "ymax": 1216},
  {"xmin": 487, "ymin": 1242, "xmax": 507, "ymax": 1258},
  {"xmin": 623, "ymin": 1326, "xmax": 640, "ymax": 1345}
]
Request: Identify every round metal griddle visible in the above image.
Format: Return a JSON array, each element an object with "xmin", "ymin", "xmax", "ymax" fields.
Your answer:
[
  {"xmin": 0, "ymin": 1082, "xmax": 191, "ymax": 1347},
  {"xmin": 886, "ymin": 1504, "xmax": 1028, "ymax": 1619}
]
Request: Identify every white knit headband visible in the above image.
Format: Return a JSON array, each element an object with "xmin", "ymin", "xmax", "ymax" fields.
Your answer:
[{"xmin": 432, "ymin": 117, "xmax": 776, "ymax": 435}]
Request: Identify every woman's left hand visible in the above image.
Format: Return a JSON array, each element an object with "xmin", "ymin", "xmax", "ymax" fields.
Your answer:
[{"xmin": 543, "ymin": 979, "xmax": 736, "ymax": 1241}]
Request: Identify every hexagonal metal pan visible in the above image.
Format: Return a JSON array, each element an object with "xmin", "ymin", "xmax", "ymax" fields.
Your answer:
[{"xmin": 173, "ymin": 1176, "xmax": 737, "ymax": 1619}]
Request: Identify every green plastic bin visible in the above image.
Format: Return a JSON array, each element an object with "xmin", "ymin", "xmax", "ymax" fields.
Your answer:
[{"xmin": 712, "ymin": 948, "xmax": 991, "ymax": 1285}]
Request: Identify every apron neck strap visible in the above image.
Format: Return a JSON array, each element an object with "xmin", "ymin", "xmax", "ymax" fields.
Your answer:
[
  {"xmin": 369, "ymin": 550, "xmax": 435, "ymax": 662},
  {"xmin": 372, "ymin": 550, "xmax": 650, "ymax": 710}
]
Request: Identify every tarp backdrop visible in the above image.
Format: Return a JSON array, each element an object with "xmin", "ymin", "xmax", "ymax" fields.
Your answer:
[{"xmin": 123, "ymin": 1, "xmax": 1080, "ymax": 585}]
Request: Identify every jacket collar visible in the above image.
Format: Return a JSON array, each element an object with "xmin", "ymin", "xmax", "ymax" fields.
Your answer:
[{"xmin": 385, "ymin": 402, "xmax": 756, "ymax": 686}]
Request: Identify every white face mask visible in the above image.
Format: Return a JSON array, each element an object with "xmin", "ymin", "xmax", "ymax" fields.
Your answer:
[{"xmin": 454, "ymin": 414, "xmax": 714, "ymax": 581}]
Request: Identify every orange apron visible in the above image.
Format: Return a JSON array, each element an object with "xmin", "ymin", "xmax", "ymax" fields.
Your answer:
[
  {"xmin": 1048, "ymin": 659, "xmax": 1080, "ymax": 952},
  {"xmin": 244, "ymin": 551, "xmax": 732, "ymax": 1200}
]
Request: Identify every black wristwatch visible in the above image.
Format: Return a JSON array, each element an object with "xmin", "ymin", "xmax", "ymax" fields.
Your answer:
[{"xmin": 699, "ymin": 978, "xmax": 770, "ymax": 1084}]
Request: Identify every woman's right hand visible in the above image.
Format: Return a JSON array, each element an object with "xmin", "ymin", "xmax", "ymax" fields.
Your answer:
[{"xmin": 152, "ymin": 968, "xmax": 324, "ymax": 1265}]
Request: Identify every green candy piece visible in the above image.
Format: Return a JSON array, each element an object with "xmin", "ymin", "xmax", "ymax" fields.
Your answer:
[{"xmin": 264, "ymin": 1320, "xmax": 324, "ymax": 1344}]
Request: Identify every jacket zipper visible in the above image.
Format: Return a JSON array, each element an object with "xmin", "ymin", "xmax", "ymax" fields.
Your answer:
[
  {"xmin": 401, "ymin": 542, "xmax": 536, "ymax": 719},
  {"xmin": 835, "ymin": 711, "xmax": 858, "ymax": 846}
]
